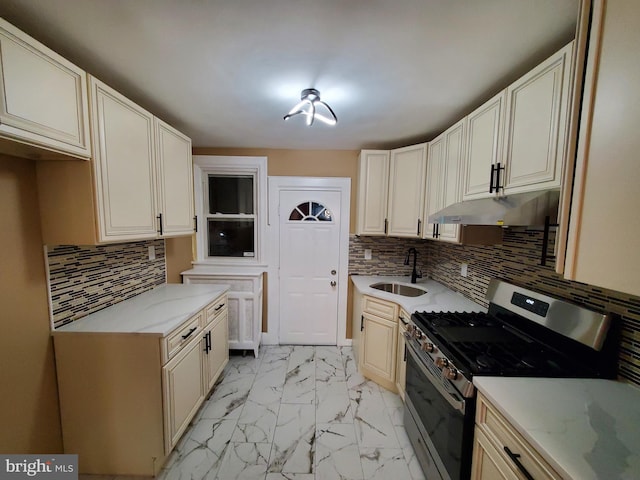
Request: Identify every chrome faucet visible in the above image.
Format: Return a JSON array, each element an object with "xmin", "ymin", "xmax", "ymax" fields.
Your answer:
[{"xmin": 404, "ymin": 247, "xmax": 422, "ymax": 284}]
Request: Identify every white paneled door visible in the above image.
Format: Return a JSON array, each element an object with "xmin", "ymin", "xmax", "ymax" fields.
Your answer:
[{"xmin": 278, "ymin": 189, "xmax": 342, "ymax": 345}]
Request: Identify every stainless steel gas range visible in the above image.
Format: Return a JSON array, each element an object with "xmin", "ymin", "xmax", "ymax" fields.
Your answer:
[{"xmin": 403, "ymin": 279, "xmax": 618, "ymax": 480}]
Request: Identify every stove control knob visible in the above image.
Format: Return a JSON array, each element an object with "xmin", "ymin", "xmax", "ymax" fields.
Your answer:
[
  {"xmin": 407, "ymin": 325, "xmax": 415, "ymax": 335},
  {"xmin": 421, "ymin": 341, "xmax": 436, "ymax": 353},
  {"xmin": 413, "ymin": 330, "xmax": 422, "ymax": 340},
  {"xmin": 435, "ymin": 357, "xmax": 449, "ymax": 369},
  {"xmin": 444, "ymin": 367, "xmax": 459, "ymax": 380}
]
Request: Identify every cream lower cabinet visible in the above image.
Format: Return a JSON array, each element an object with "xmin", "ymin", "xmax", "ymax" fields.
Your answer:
[
  {"xmin": 471, "ymin": 392, "xmax": 561, "ymax": 480},
  {"xmin": 182, "ymin": 271, "xmax": 263, "ymax": 357},
  {"xmin": 162, "ymin": 329, "xmax": 205, "ymax": 454},
  {"xmin": 54, "ymin": 293, "xmax": 228, "ymax": 476},
  {"xmin": 396, "ymin": 308, "xmax": 409, "ymax": 400},
  {"xmin": 359, "ymin": 295, "xmax": 398, "ymax": 392},
  {"xmin": 0, "ymin": 18, "xmax": 91, "ymax": 160}
]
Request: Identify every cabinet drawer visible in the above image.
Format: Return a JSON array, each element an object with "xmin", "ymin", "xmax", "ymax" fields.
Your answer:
[
  {"xmin": 205, "ymin": 294, "xmax": 227, "ymax": 325},
  {"xmin": 163, "ymin": 313, "xmax": 203, "ymax": 363},
  {"xmin": 476, "ymin": 393, "xmax": 561, "ymax": 480},
  {"xmin": 363, "ymin": 295, "xmax": 398, "ymax": 321}
]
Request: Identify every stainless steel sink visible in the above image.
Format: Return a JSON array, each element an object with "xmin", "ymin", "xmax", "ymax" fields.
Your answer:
[{"xmin": 369, "ymin": 282, "xmax": 427, "ymax": 297}]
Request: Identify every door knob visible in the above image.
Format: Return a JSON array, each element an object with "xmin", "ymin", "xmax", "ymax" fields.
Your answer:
[
  {"xmin": 330, "ymin": 281, "xmax": 337, "ymax": 287},
  {"xmin": 331, "ymin": 270, "xmax": 337, "ymax": 275}
]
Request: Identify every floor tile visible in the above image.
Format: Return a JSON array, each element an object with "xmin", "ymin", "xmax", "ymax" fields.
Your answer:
[
  {"xmin": 282, "ymin": 347, "xmax": 316, "ymax": 404},
  {"xmin": 316, "ymin": 423, "xmax": 364, "ymax": 480},
  {"xmin": 268, "ymin": 403, "xmax": 316, "ymax": 474},
  {"xmin": 215, "ymin": 442, "xmax": 271, "ymax": 480},
  {"xmin": 315, "ymin": 379, "xmax": 353, "ymax": 424},
  {"xmin": 359, "ymin": 447, "xmax": 413, "ymax": 480},
  {"xmin": 231, "ymin": 397, "xmax": 281, "ymax": 443},
  {"xmin": 199, "ymin": 374, "xmax": 253, "ymax": 420}
]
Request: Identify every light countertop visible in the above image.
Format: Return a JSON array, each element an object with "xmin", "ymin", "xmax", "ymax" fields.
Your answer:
[
  {"xmin": 54, "ymin": 284, "xmax": 229, "ymax": 336},
  {"xmin": 350, "ymin": 275, "xmax": 486, "ymax": 313},
  {"xmin": 474, "ymin": 376, "xmax": 640, "ymax": 480}
]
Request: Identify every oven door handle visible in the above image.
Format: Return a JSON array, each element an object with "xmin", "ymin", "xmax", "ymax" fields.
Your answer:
[{"xmin": 406, "ymin": 339, "xmax": 466, "ymax": 414}]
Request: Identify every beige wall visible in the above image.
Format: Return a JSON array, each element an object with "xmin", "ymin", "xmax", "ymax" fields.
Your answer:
[{"xmin": 0, "ymin": 155, "xmax": 62, "ymax": 452}]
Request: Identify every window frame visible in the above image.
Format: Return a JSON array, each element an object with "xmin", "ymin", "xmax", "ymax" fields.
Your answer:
[{"xmin": 193, "ymin": 156, "xmax": 267, "ymax": 266}]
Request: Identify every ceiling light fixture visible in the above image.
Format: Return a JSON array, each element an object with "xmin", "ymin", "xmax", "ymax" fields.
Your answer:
[{"xmin": 283, "ymin": 88, "xmax": 337, "ymax": 126}]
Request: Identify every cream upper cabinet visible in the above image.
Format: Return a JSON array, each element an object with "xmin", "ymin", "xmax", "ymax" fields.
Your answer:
[
  {"xmin": 423, "ymin": 120, "xmax": 465, "ymax": 243},
  {"xmin": 387, "ymin": 143, "xmax": 427, "ymax": 237},
  {"xmin": 356, "ymin": 150, "xmax": 390, "ymax": 235},
  {"xmin": 423, "ymin": 133, "xmax": 444, "ymax": 239},
  {"xmin": 438, "ymin": 119, "xmax": 465, "ymax": 242},
  {"xmin": 90, "ymin": 76, "xmax": 158, "ymax": 242},
  {"xmin": 0, "ymin": 18, "xmax": 90, "ymax": 159},
  {"xmin": 463, "ymin": 91, "xmax": 506, "ymax": 200},
  {"xmin": 37, "ymin": 76, "xmax": 194, "ymax": 245},
  {"xmin": 462, "ymin": 43, "xmax": 572, "ymax": 199},
  {"xmin": 563, "ymin": 0, "xmax": 640, "ymax": 298},
  {"xmin": 155, "ymin": 118, "xmax": 195, "ymax": 237},
  {"xmin": 501, "ymin": 42, "xmax": 573, "ymax": 194}
]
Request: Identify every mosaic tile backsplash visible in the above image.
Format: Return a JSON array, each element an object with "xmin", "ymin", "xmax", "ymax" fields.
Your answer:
[
  {"xmin": 48, "ymin": 240, "xmax": 165, "ymax": 329},
  {"xmin": 349, "ymin": 230, "xmax": 640, "ymax": 386}
]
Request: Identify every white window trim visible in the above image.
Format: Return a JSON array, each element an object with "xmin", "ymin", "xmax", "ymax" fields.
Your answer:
[{"xmin": 193, "ymin": 155, "xmax": 268, "ymax": 267}]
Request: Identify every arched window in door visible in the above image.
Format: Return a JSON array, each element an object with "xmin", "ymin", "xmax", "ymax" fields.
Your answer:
[{"xmin": 288, "ymin": 201, "xmax": 333, "ymax": 221}]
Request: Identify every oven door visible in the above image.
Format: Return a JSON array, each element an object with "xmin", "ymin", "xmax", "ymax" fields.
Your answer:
[{"xmin": 404, "ymin": 340, "xmax": 475, "ymax": 480}]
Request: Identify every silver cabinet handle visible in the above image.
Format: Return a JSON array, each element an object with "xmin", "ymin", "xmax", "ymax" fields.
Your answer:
[
  {"xmin": 330, "ymin": 281, "xmax": 337, "ymax": 287},
  {"xmin": 331, "ymin": 269, "xmax": 337, "ymax": 275}
]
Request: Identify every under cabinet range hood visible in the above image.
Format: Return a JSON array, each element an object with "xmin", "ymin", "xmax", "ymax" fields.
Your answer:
[{"xmin": 428, "ymin": 190, "xmax": 560, "ymax": 226}]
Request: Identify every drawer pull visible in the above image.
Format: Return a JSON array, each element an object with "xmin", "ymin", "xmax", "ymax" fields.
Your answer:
[
  {"xmin": 181, "ymin": 327, "xmax": 197, "ymax": 340},
  {"xmin": 504, "ymin": 446, "xmax": 535, "ymax": 480},
  {"xmin": 214, "ymin": 303, "xmax": 225, "ymax": 311},
  {"xmin": 399, "ymin": 316, "xmax": 408, "ymax": 326}
]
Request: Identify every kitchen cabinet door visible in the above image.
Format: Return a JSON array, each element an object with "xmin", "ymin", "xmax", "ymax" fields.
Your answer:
[
  {"xmin": 396, "ymin": 308, "xmax": 409, "ymax": 401},
  {"xmin": 471, "ymin": 428, "xmax": 519, "ymax": 480},
  {"xmin": 423, "ymin": 133, "xmax": 443, "ymax": 239},
  {"xmin": 438, "ymin": 119, "xmax": 465, "ymax": 243},
  {"xmin": 162, "ymin": 334, "xmax": 205, "ymax": 454},
  {"xmin": 203, "ymin": 309, "xmax": 229, "ymax": 392},
  {"xmin": 387, "ymin": 144, "xmax": 427, "ymax": 237},
  {"xmin": 360, "ymin": 312, "xmax": 398, "ymax": 392},
  {"xmin": 90, "ymin": 76, "xmax": 158, "ymax": 242},
  {"xmin": 463, "ymin": 91, "xmax": 506, "ymax": 200},
  {"xmin": 0, "ymin": 18, "xmax": 90, "ymax": 159},
  {"xmin": 564, "ymin": 0, "xmax": 640, "ymax": 298},
  {"xmin": 155, "ymin": 118, "xmax": 195, "ymax": 237},
  {"xmin": 356, "ymin": 150, "xmax": 390, "ymax": 235},
  {"xmin": 502, "ymin": 42, "xmax": 573, "ymax": 194}
]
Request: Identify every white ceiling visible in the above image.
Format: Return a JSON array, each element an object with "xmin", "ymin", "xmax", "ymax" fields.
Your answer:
[{"xmin": 0, "ymin": 0, "xmax": 578, "ymax": 150}]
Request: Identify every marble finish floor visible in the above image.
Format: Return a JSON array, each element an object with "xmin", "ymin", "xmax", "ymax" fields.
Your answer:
[{"xmin": 82, "ymin": 345, "xmax": 425, "ymax": 480}]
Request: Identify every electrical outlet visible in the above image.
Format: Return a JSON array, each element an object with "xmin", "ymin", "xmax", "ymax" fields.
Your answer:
[
  {"xmin": 364, "ymin": 249, "xmax": 372, "ymax": 260},
  {"xmin": 148, "ymin": 245, "xmax": 156, "ymax": 260},
  {"xmin": 460, "ymin": 263, "xmax": 468, "ymax": 277}
]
